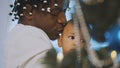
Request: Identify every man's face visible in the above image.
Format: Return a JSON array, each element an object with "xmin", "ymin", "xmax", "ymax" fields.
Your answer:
[
  {"xmin": 32, "ymin": 0, "xmax": 67, "ymax": 40},
  {"xmin": 58, "ymin": 23, "xmax": 85, "ymax": 55}
]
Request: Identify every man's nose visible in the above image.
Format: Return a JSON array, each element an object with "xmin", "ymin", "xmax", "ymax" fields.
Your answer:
[{"xmin": 57, "ymin": 12, "xmax": 67, "ymax": 24}]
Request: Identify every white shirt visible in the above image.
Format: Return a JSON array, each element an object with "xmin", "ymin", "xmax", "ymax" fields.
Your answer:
[{"xmin": 5, "ymin": 24, "xmax": 53, "ymax": 68}]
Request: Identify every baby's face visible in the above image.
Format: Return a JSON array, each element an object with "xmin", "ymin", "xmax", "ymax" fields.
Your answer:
[{"xmin": 58, "ymin": 23, "xmax": 85, "ymax": 55}]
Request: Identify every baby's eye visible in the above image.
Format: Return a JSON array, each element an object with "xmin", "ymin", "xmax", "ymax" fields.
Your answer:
[{"xmin": 68, "ymin": 36, "xmax": 75, "ymax": 40}]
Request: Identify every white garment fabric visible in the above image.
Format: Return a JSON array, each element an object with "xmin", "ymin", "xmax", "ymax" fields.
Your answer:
[{"xmin": 5, "ymin": 24, "xmax": 53, "ymax": 68}]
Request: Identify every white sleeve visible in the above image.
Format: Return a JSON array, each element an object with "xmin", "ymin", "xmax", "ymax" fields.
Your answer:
[{"xmin": 5, "ymin": 29, "xmax": 53, "ymax": 68}]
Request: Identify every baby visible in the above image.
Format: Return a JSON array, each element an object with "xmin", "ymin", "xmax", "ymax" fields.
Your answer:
[
  {"xmin": 58, "ymin": 21, "xmax": 94, "ymax": 68},
  {"xmin": 58, "ymin": 21, "xmax": 85, "ymax": 55},
  {"xmin": 58, "ymin": 21, "xmax": 112, "ymax": 68}
]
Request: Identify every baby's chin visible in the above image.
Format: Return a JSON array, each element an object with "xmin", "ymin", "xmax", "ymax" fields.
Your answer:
[{"xmin": 64, "ymin": 49, "xmax": 76, "ymax": 55}]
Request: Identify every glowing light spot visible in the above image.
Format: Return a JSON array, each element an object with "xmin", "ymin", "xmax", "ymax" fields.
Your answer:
[
  {"xmin": 111, "ymin": 50, "xmax": 117, "ymax": 60},
  {"xmin": 57, "ymin": 52, "xmax": 64, "ymax": 64},
  {"xmin": 118, "ymin": 31, "xmax": 120, "ymax": 40}
]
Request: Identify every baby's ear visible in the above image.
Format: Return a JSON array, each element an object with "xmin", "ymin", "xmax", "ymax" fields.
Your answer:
[{"xmin": 58, "ymin": 36, "xmax": 62, "ymax": 47}]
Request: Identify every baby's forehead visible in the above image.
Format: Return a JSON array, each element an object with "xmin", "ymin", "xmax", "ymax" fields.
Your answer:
[
  {"xmin": 62, "ymin": 22, "xmax": 82, "ymax": 35},
  {"xmin": 65, "ymin": 23, "xmax": 73, "ymax": 29},
  {"xmin": 63, "ymin": 23, "xmax": 74, "ymax": 33}
]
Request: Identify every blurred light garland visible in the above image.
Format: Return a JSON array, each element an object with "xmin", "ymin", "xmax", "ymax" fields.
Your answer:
[{"xmin": 73, "ymin": 0, "xmax": 116, "ymax": 67}]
